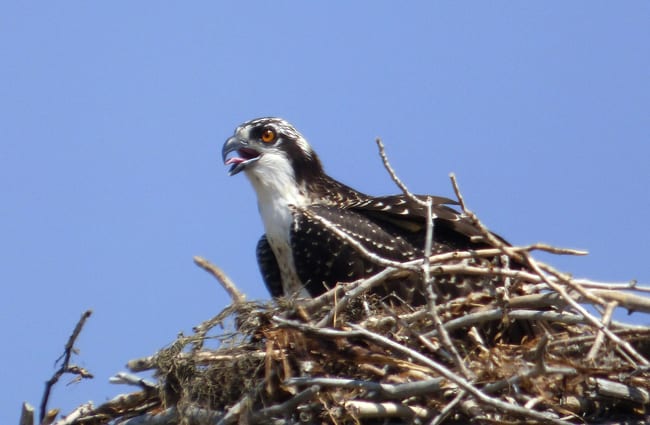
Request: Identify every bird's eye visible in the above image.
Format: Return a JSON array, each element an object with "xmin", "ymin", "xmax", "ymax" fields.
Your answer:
[{"xmin": 261, "ymin": 128, "xmax": 276, "ymax": 143}]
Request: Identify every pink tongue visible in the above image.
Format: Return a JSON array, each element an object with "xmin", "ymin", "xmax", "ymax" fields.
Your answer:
[{"xmin": 225, "ymin": 157, "xmax": 245, "ymax": 165}]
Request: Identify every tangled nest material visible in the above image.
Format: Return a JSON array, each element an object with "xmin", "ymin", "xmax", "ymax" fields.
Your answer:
[
  {"xmin": 25, "ymin": 145, "xmax": 650, "ymax": 425},
  {"xmin": 34, "ymin": 230, "xmax": 650, "ymax": 425}
]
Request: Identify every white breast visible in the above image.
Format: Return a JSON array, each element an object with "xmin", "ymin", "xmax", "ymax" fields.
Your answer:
[{"xmin": 245, "ymin": 153, "xmax": 311, "ymax": 297}]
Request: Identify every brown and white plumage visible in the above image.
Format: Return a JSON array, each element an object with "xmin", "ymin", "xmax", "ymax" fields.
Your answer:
[{"xmin": 222, "ymin": 117, "xmax": 505, "ymax": 300}]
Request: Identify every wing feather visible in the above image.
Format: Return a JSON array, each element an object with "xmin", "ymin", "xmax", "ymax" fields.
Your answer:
[
  {"xmin": 347, "ymin": 194, "xmax": 508, "ymax": 248},
  {"xmin": 290, "ymin": 205, "xmax": 421, "ymax": 296},
  {"xmin": 256, "ymin": 235, "xmax": 284, "ymax": 297}
]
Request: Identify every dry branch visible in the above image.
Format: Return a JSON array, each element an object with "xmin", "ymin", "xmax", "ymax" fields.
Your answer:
[
  {"xmin": 40, "ymin": 310, "xmax": 93, "ymax": 425},
  {"xmin": 193, "ymin": 256, "xmax": 245, "ymax": 303}
]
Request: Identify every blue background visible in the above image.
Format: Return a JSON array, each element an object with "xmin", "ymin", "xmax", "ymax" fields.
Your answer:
[{"xmin": 1, "ymin": 2, "xmax": 648, "ymax": 423}]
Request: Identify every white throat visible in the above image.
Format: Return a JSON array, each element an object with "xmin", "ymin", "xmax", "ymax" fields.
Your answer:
[{"xmin": 245, "ymin": 153, "xmax": 310, "ymax": 297}]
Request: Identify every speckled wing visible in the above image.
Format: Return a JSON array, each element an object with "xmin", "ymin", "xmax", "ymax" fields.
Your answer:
[
  {"xmin": 289, "ymin": 204, "xmax": 423, "ymax": 297},
  {"xmin": 348, "ymin": 194, "xmax": 508, "ymax": 248}
]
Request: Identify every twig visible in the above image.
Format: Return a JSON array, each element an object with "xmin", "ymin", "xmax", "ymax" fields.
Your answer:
[
  {"xmin": 191, "ymin": 304, "xmax": 239, "ymax": 352},
  {"xmin": 418, "ymin": 195, "xmax": 473, "ymax": 378},
  {"xmin": 215, "ymin": 395, "xmax": 250, "ymax": 425},
  {"xmin": 120, "ymin": 406, "xmax": 225, "ymax": 425},
  {"xmin": 590, "ymin": 289, "xmax": 650, "ymax": 313},
  {"xmin": 40, "ymin": 309, "xmax": 93, "ymax": 424},
  {"xmin": 193, "ymin": 256, "xmax": 245, "ymax": 303},
  {"xmin": 449, "ymin": 173, "xmax": 467, "ymax": 212},
  {"xmin": 109, "ymin": 372, "xmax": 157, "ymax": 390},
  {"xmin": 376, "ymin": 138, "xmax": 428, "ymax": 207},
  {"xmin": 428, "ymin": 390, "xmax": 466, "ymax": 425},
  {"xmin": 548, "ymin": 328, "xmax": 650, "ymax": 353},
  {"xmin": 591, "ymin": 378, "xmax": 650, "ymax": 404},
  {"xmin": 315, "ymin": 267, "xmax": 400, "ymax": 327},
  {"xmin": 249, "ymin": 385, "xmax": 320, "ymax": 422},
  {"xmin": 285, "ymin": 377, "xmax": 443, "ymax": 400},
  {"xmin": 50, "ymin": 402, "xmax": 93, "ymax": 425},
  {"xmin": 128, "ymin": 349, "xmax": 271, "ymax": 372},
  {"xmin": 424, "ymin": 309, "xmax": 588, "ymax": 337},
  {"xmin": 42, "ymin": 409, "xmax": 59, "ymax": 425},
  {"xmin": 20, "ymin": 403, "xmax": 34, "ymax": 425},
  {"xmin": 481, "ymin": 336, "xmax": 577, "ymax": 395},
  {"xmin": 345, "ymin": 400, "xmax": 430, "ymax": 419},
  {"xmin": 586, "ymin": 301, "xmax": 617, "ymax": 361},
  {"xmin": 118, "ymin": 407, "xmax": 178, "ymax": 425},
  {"xmin": 573, "ymin": 278, "xmax": 650, "ymax": 293}
]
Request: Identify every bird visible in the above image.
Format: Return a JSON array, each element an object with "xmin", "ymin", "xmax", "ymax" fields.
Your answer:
[{"xmin": 221, "ymin": 117, "xmax": 519, "ymax": 305}]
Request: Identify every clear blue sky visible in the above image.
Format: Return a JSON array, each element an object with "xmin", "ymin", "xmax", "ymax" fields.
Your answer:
[{"xmin": 1, "ymin": 2, "xmax": 648, "ymax": 423}]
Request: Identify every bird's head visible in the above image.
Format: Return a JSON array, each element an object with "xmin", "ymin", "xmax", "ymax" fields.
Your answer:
[{"xmin": 222, "ymin": 117, "xmax": 324, "ymax": 186}]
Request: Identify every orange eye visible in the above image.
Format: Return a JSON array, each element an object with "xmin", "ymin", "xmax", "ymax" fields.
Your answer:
[{"xmin": 261, "ymin": 128, "xmax": 276, "ymax": 143}]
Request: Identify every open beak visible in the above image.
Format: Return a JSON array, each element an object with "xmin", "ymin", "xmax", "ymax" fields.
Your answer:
[{"xmin": 222, "ymin": 136, "xmax": 261, "ymax": 176}]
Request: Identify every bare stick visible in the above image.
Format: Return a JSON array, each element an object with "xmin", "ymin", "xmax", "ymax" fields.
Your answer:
[
  {"xmin": 573, "ymin": 279, "xmax": 650, "ymax": 293},
  {"xmin": 449, "ymin": 173, "xmax": 467, "ymax": 211},
  {"xmin": 249, "ymin": 385, "xmax": 320, "ymax": 422},
  {"xmin": 109, "ymin": 372, "xmax": 157, "ymax": 390},
  {"xmin": 50, "ymin": 403, "xmax": 94, "ymax": 425},
  {"xmin": 421, "ymin": 196, "xmax": 473, "ymax": 380},
  {"xmin": 214, "ymin": 395, "xmax": 250, "ymax": 425},
  {"xmin": 428, "ymin": 390, "xmax": 466, "ymax": 425},
  {"xmin": 376, "ymin": 138, "xmax": 427, "ymax": 207},
  {"xmin": 120, "ymin": 406, "xmax": 224, "ymax": 425},
  {"xmin": 118, "ymin": 406, "xmax": 178, "ymax": 425},
  {"xmin": 285, "ymin": 377, "xmax": 443, "ymax": 400},
  {"xmin": 193, "ymin": 256, "xmax": 245, "ymax": 303},
  {"xmin": 315, "ymin": 267, "xmax": 400, "ymax": 327},
  {"xmin": 40, "ymin": 310, "xmax": 93, "ymax": 424},
  {"xmin": 345, "ymin": 400, "xmax": 430, "ymax": 419},
  {"xmin": 424, "ymin": 309, "xmax": 589, "ymax": 337},
  {"xmin": 590, "ymin": 289, "xmax": 650, "ymax": 313},
  {"xmin": 591, "ymin": 378, "xmax": 650, "ymax": 404},
  {"xmin": 20, "ymin": 403, "xmax": 34, "ymax": 425},
  {"xmin": 586, "ymin": 301, "xmax": 617, "ymax": 362}
]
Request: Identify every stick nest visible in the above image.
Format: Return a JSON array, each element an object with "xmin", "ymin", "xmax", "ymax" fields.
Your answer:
[
  {"xmin": 47, "ymin": 245, "xmax": 650, "ymax": 425},
  {"xmin": 40, "ymin": 160, "xmax": 650, "ymax": 425}
]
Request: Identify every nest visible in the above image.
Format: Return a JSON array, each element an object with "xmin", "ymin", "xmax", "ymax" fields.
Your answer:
[
  {"xmin": 33, "ymin": 238, "xmax": 650, "ymax": 425},
  {"xmin": 27, "ymin": 162, "xmax": 650, "ymax": 425}
]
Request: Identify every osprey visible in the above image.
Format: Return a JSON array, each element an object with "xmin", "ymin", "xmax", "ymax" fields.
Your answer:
[{"xmin": 222, "ymin": 117, "xmax": 503, "ymax": 301}]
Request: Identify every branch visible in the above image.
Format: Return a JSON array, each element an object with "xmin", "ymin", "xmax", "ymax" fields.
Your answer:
[
  {"xmin": 20, "ymin": 403, "xmax": 34, "ymax": 425},
  {"xmin": 193, "ymin": 256, "xmax": 245, "ymax": 303},
  {"xmin": 285, "ymin": 377, "xmax": 443, "ymax": 400},
  {"xmin": 40, "ymin": 310, "xmax": 93, "ymax": 424},
  {"xmin": 249, "ymin": 385, "xmax": 320, "ymax": 423},
  {"xmin": 344, "ymin": 400, "xmax": 430, "ymax": 420},
  {"xmin": 109, "ymin": 372, "xmax": 157, "ymax": 390},
  {"xmin": 375, "ymin": 138, "xmax": 428, "ymax": 207}
]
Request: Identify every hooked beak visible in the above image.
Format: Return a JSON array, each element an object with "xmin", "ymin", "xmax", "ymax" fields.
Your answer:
[{"xmin": 222, "ymin": 136, "xmax": 262, "ymax": 176}]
